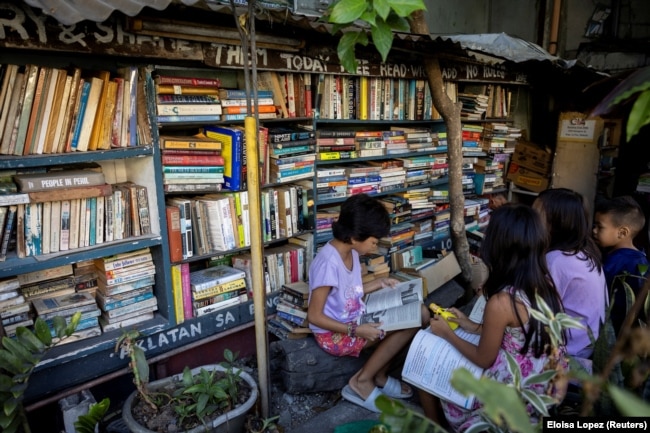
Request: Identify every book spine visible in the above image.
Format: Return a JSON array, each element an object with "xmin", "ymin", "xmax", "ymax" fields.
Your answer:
[
  {"xmin": 105, "ymin": 297, "xmax": 157, "ymax": 318},
  {"xmin": 161, "ymin": 155, "xmax": 224, "ymax": 166},
  {"xmin": 191, "ymin": 278, "xmax": 246, "ymax": 300},
  {"xmin": 156, "ymin": 76, "xmax": 221, "ymax": 87},
  {"xmin": 181, "ymin": 262, "xmax": 193, "ymax": 320},
  {"xmin": 171, "ymin": 264, "xmax": 184, "ymax": 323}
]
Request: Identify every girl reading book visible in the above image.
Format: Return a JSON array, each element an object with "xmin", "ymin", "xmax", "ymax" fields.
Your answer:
[
  {"xmin": 307, "ymin": 193, "xmax": 430, "ymax": 413},
  {"xmin": 425, "ymin": 204, "xmax": 568, "ymax": 431}
]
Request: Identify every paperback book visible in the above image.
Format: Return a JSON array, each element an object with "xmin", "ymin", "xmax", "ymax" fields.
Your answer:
[{"xmin": 358, "ymin": 278, "xmax": 424, "ymax": 332}]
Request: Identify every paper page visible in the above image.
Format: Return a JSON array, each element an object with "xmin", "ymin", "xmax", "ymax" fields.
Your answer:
[
  {"xmin": 358, "ymin": 300, "xmax": 422, "ymax": 331},
  {"xmin": 402, "ymin": 329, "xmax": 483, "ymax": 409},
  {"xmin": 468, "ymin": 295, "xmax": 487, "ymax": 323},
  {"xmin": 364, "ymin": 278, "xmax": 423, "ymax": 313}
]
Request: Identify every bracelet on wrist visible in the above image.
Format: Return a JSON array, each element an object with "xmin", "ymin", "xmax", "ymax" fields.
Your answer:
[{"xmin": 347, "ymin": 322, "xmax": 357, "ymax": 338}]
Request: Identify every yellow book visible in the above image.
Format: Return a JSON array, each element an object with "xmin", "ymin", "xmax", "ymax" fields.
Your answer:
[
  {"xmin": 192, "ymin": 278, "xmax": 246, "ymax": 301},
  {"xmin": 97, "ymin": 80, "xmax": 118, "ymax": 150},
  {"xmin": 359, "ymin": 76, "xmax": 369, "ymax": 120},
  {"xmin": 171, "ymin": 264, "xmax": 184, "ymax": 324},
  {"xmin": 159, "ymin": 134, "xmax": 222, "ymax": 150},
  {"xmin": 87, "ymin": 71, "xmax": 111, "ymax": 151}
]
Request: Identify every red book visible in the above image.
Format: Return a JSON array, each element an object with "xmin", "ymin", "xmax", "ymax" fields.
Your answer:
[
  {"xmin": 161, "ymin": 154, "xmax": 225, "ymax": 166},
  {"xmin": 181, "ymin": 262, "xmax": 193, "ymax": 319},
  {"xmin": 154, "ymin": 75, "xmax": 221, "ymax": 88},
  {"xmin": 166, "ymin": 206, "xmax": 183, "ymax": 263},
  {"xmin": 162, "ymin": 149, "xmax": 220, "ymax": 156},
  {"xmin": 222, "ymin": 105, "xmax": 276, "ymax": 114}
]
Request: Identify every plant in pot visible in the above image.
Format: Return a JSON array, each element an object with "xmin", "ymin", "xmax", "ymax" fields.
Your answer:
[{"xmin": 118, "ymin": 329, "xmax": 259, "ymax": 433}]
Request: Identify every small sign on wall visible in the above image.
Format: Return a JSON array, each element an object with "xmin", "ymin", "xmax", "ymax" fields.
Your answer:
[{"xmin": 558, "ymin": 112, "xmax": 599, "ymax": 142}]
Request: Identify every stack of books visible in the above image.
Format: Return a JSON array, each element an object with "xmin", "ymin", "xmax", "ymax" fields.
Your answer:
[
  {"xmin": 461, "ymin": 124, "xmax": 485, "ymax": 155},
  {"xmin": 0, "ymin": 277, "xmax": 30, "ymax": 337},
  {"xmin": 154, "ymin": 72, "xmax": 221, "ymax": 123},
  {"xmin": 404, "ymin": 128, "xmax": 434, "ymax": 152},
  {"xmin": 32, "ymin": 290, "xmax": 101, "ymax": 344},
  {"xmin": 72, "ymin": 260, "xmax": 99, "ymax": 298},
  {"xmin": 377, "ymin": 222, "xmax": 415, "ymax": 257},
  {"xmin": 316, "ymin": 130, "xmax": 358, "ymax": 161},
  {"xmin": 360, "ymin": 253, "xmax": 390, "ymax": 283},
  {"xmin": 315, "ymin": 206, "xmax": 340, "ymax": 243},
  {"xmin": 383, "ymin": 130, "xmax": 409, "ymax": 155},
  {"xmin": 190, "ymin": 265, "xmax": 247, "ymax": 317},
  {"xmin": 269, "ymin": 281, "xmax": 311, "ymax": 340},
  {"xmin": 458, "ymin": 92, "xmax": 488, "ymax": 120},
  {"xmin": 346, "ymin": 164, "xmax": 382, "ymax": 197},
  {"xmin": 267, "ymin": 127, "xmax": 316, "ymax": 184},
  {"xmin": 315, "ymin": 167, "xmax": 347, "ymax": 202},
  {"xmin": 95, "ymin": 248, "xmax": 158, "ymax": 331},
  {"xmin": 392, "ymin": 245, "xmax": 437, "ymax": 273},
  {"xmin": 379, "ymin": 195, "xmax": 412, "ymax": 225},
  {"xmin": 160, "ymin": 134, "xmax": 225, "ymax": 193},
  {"xmin": 219, "ymin": 89, "xmax": 277, "ymax": 121},
  {"xmin": 354, "ymin": 130, "xmax": 385, "ymax": 158}
]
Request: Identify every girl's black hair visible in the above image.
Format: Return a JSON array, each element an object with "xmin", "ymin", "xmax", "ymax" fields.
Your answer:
[
  {"xmin": 331, "ymin": 194, "xmax": 390, "ymax": 243},
  {"xmin": 480, "ymin": 203, "xmax": 565, "ymax": 357},
  {"xmin": 535, "ymin": 188, "xmax": 602, "ymax": 272}
]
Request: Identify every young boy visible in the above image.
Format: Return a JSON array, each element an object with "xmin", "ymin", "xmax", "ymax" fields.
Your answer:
[{"xmin": 593, "ymin": 196, "xmax": 649, "ymax": 334}]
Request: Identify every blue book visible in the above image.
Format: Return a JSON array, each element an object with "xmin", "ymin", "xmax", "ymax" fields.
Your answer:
[
  {"xmin": 88, "ymin": 197, "xmax": 97, "ymax": 246},
  {"xmin": 157, "ymin": 114, "xmax": 221, "ymax": 123},
  {"xmin": 219, "ymin": 89, "xmax": 273, "ymax": 99},
  {"xmin": 101, "ymin": 291, "xmax": 155, "ymax": 311},
  {"xmin": 70, "ymin": 81, "xmax": 91, "ymax": 151},
  {"xmin": 202, "ymin": 126, "xmax": 244, "ymax": 191}
]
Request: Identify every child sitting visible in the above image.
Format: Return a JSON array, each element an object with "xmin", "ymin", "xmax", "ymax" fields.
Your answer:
[
  {"xmin": 307, "ymin": 194, "xmax": 429, "ymax": 413},
  {"xmin": 593, "ymin": 195, "xmax": 649, "ymax": 335}
]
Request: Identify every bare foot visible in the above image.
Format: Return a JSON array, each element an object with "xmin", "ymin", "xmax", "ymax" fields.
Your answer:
[{"xmin": 348, "ymin": 370, "xmax": 376, "ymax": 400}]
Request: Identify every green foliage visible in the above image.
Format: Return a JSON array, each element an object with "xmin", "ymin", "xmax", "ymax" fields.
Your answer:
[
  {"xmin": 374, "ymin": 395, "xmax": 444, "ymax": 433},
  {"xmin": 327, "ymin": 0, "xmax": 426, "ymax": 72},
  {"xmin": 0, "ymin": 312, "xmax": 81, "ymax": 433},
  {"xmin": 117, "ymin": 330, "xmax": 248, "ymax": 431},
  {"xmin": 73, "ymin": 398, "xmax": 110, "ymax": 433}
]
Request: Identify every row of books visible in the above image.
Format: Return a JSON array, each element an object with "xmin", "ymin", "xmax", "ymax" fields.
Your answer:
[
  {"xmin": 0, "ymin": 63, "xmax": 150, "ymax": 156},
  {"xmin": 165, "ymin": 184, "xmax": 313, "ymax": 261},
  {"xmin": 5, "ymin": 183, "xmax": 151, "ymax": 259}
]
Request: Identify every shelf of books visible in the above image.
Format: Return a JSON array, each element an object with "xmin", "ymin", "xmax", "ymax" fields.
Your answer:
[{"xmin": 0, "ymin": 60, "xmax": 174, "ymax": 395}]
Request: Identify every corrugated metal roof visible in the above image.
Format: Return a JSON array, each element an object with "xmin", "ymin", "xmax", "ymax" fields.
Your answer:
[{"xmin": 21, "ymin": 1, "xmax": 591, "ymax": 73}]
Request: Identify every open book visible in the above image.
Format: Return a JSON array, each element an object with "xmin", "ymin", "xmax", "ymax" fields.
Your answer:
[
  {"xmin": 358, "ymin": 278, "xmax": 423, "ymax": 332},
  {"xmin": 402, "ymin": 328, "xmax": 483, "ymax": 409}
]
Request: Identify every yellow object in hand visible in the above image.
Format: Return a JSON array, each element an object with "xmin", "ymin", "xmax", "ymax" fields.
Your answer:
[{"xmin": 429, "ymin": 303, "xmax": 459, "ymax": 330}]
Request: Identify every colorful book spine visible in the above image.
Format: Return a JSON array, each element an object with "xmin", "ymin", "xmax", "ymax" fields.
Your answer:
[{"xmin": 181, "ymin": 262, "xmax": 193, "ymax": 320}]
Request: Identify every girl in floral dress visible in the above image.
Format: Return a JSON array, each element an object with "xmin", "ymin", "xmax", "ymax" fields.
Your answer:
[{"xmin": 427, "ymin": 204, "xmax": 568, "ymax": 431}]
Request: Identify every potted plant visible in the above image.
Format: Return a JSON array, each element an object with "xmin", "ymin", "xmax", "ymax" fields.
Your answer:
[{"xmin": 118, "ymin": 329, "xmax": 259, "ymax": 433}]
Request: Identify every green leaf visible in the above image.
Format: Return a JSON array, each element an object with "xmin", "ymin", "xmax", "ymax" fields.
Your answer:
[
  {"xmin": 2, "ymin": 337, "xmax": 37, "ymax": 366},
  {"xmin": 387, "ymin": 0, "xmax": 427, "ymax": 17},
  {"xmin": 329, "ymin": 0, "xmax": 368, "ymax": 24},
  {"xmin": 338, "ymin": 32, "xmax": 364, "ymax": 73},
  {"xmin": 133, "ymin": 346, "xmax": 149, "ymax": 385},
  {"xmin": 626, "ymin": 89, "xmax": 650, "ymax": 141},
  {"xmin": 621, "ymin": 281, "xmax": 636, "ymax": 316},
  {"xmin": 66, "ymin": 312, "xmax": 82, "ymax": 336},
  {"xmin": 370, "ymin": 18, "xmax": 393, "ymax": 62},
  {"xmin": 555, "ymin": 314, "xmax": 586, "ymax": 330},
  {"xmin": 451, "ymin": 369, "xmax": 534, "ymax": 433},
  {"xmin": 609, "ymin": 385, "xmax": 650, "ymax": 416},
  {"xmin": 534, "ymin": 293, "xmax": 554, "ymax": 318},
  {"xmin": 0, "ymin": 351, "xmax": 23, "ymax": 375},
  {"xmin": 385, "ymin": 14, "xmax": 411, "ymax": 32},
  {"xmin": 465, "ymin": 422, "xmax": 495, "ymax": 433},
  {"xmin": 528, "ymin": 309, "xmax": 548, "ymax": 324},
  {"xmin": 14, "ymin": 329, "xmax": 45, "ymax": 353},
  {"xmin": 523, "ymin": 370, "xmax": 556, "ymax": 386},
  {"xmin": 504, "ymin": 351, "xmax": 522, "ymax": 388},
  {"xmin": 3, "ymin": 397, "xmax": 18, "ymax": 417},
  {"xmin": 33, "ymin": 318, "xmax": 52, "ymax": 346},
  {"xmin": 373, "ymin": 0, "xmax": 391, "ymax": 20},
  {"xmin": 360, "ymin": 10, "xmax": 377, "ymax": 26},
  {"xmin": 521, "ymin": 389, "xmax": 551, "ymax": 416}
]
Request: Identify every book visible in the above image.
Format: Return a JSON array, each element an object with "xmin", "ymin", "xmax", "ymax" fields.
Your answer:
[
  {"xmin": 358, "ymin": 278, "xmax": 424, "ymax": 332},
  {"xmin": 171, "ymin": 263, "xmax": 184, "ymax": 323},
  {"xmin": 401, "ymin": 328, "xmax": 483, "ymax": 409},
  {"xmin": 103, "ymin": 296, "xmax": 158, "ymax": 319},
  {"xmin": 156, "ymin": 103, "xmax": 222, "ymax": 116},
  {"xmin": 94, "ymin": 249, "xmax": 153, "ymax": 271},
  {"xmin": 166, "ymin": 206, "xmax": 183, "ymax": 262},
  {"xmin": 13, "ymin": 64, "xmax": 40, "ymax": 156},
  {"xmin": 74, "ymin": 76, "xmax": 103, "ymax": 151},
  {"xmin": 192, "ymin": 278, "xmax": 246, "ymax": 301},
  {"xmin": 99, "ymin": 311, "xmax": 154, "ymax": 332},
  {"xmin": 14, "ymin": 170, "xmax": 105, "ymax": 192},
  {"xmin": 190, "ymin": 265, "xmax": 246, "ymax": 292},
  {"xmin": 218, "ymin": 89, "xmax": 273, "ymax": 99},
  {"xmin": 97, "ymin": 275, "xmax": 155, "ymax": 297},
  {"xmin": 26, "ymin": 183, "xmax": 112, "ymax": 203},
  {"xmin": 160, "ymin": 134, "xmax": 222, "ymax": 151},
  {"xmin": 97, "ymin": 289, "xmax": 154, "ymax": 311},
  {"xmin": 154, "ymin": 75, "xmax": 221, "ymax": 87},
  {"xmin": 32, "ymin": 291, "xmax": 96, "ymax": 317},
  {"xmin": 202, "ymin": 126, "xmax": 244, "ymax": 191}
]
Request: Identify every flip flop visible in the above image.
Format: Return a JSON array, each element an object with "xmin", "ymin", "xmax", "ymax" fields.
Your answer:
[
  {"xmin": 341, "ymin": 384, "xmax": 383, "ymax": 413},
  {"xmin": 380, "ymin": 376, "xmax": 413, "ymax": 399}
]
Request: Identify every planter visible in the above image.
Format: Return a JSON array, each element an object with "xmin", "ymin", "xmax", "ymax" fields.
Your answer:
[{"xmin": 122, "ymin": 364, "xmax": 259, "ymax": 433}]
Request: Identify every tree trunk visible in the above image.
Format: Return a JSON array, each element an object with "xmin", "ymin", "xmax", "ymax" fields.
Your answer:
[{"xmin": 408, "ymin": 11, "xmax": 473, "ymax": 286}]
